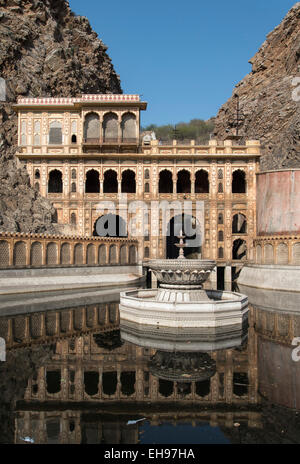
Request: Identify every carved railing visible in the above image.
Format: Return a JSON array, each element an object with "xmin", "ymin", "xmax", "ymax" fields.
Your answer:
[
  {"xmin": 253, "ymin": 235, "xmax": 300, "ymax": 265},
  {"xmin": 0, "ymin": 232, "xmax": 139, "ymax": 269}
]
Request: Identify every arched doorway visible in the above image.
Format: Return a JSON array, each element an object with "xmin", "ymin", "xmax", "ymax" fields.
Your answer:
[
  {"xmin": 166, "ymin": 214, "xmax": 202, "ymax": 259},
  {"xmin": 84, "ymin": 113, "xmax": 100, "ymax": 142},
  {"xmin": 177, "ymin": 170, "xmax": 191, "ymax": 193},
  {"xmin": 232, "ymin": 239, "xmax": 247, "ymax": 260},
  {"xmin": 103, "ymin": 169, "xmax": 118, "ymax": 193},
  {"xmin": 48, "ymin": 170, "xmax": 63, "ymax": 193},
  {"xmin": 232, "ymin": 170, "xmax": 246, "ymax": 193},
  {"xmin": 159, "ymin": 170, "xmax": 173, "ymax": 193},
  {"xmin": 195, "ymin": 170, "xmax": 209, "ymax": 193},
  {"xmin": 121, "ymin": 170, "xmax": 136, "ymax": 193},
  {"xmin": 93, "ymin": 214, "xmax": 127, "ymax": 238},
  {"xmin": 232, "ymin": 213, "xmax": 247, "ymax": 234},
  {"xmin": 85, "ymin": 170, "xmax": 100, "ymax": 193}
]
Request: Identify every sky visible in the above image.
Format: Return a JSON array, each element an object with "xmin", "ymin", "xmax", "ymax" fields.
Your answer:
[{"xmin": 68, "ymin": 0, "xmax": 296, "ymax": 127}]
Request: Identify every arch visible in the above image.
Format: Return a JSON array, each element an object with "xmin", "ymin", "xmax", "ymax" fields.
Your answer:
[
  {"xmin": 71, "ymin": 134, "xmax": 77, "ymax": 144},
  {"xmin": 85, "ymin": 169, "xmax": 100, "ymax": 193},
  {"xmin": 196, "ymin": 380, "xmax": 210, "ymax": 397},
  {"xmin": 34, "ymin": 120, "xmax": 41, "ymax": 146},
  {"xmin": 232, "ymin": 213, "xmax": 247, "ymax": 234},
  {"xmin": 167, "ymin": 214, "xmax": 201, "ymax": 259},
  {"xmin": 49, "ymin": 121, "xmax": 63, "ymax": 145},
  {"xmin": 218, "ymin": 169, "xmax": 223, "ymax": 179},
  {"xmin": 46, "ymin": 242, "xmax": 58, "ymax": 266},
  {"xmin": 218, "ymin": 247, "xmax": 224, "ymax": 259},
  {"xmin": 102, "ymin": 372, "xmax": 117, "ymax": 396},
  {"xmin": 232, "ymin": 239, "xmax": 247, "ymax": 261},
  {"xmin": 129, "ymin": 245, "xmax": 137, "ymax": 264},
  {"xmin": 84, "ymin": 112, "xmax": 100, "ymax": 141},
  {"xmin": 71, "ymin": 182, "xmax": 76, "ymax": 193},
  {"xmin": 48, "ymin": 170, "xmax": 63, "ymax": 194},
  {"xmin": 74, "ymin": 244, "xmax": 83, "ymax": 265},
  {"xmin": 292, "ymin": 243, "xmax": 300, "ymax": 265},
  {"xmin": 264, "ymin": 243, "xmax": 274, "ymax": 264},
  {"xmin": 30, "ymin": 242, "xmax": 42, "ymax": 267},
  {"xmin": 0, "ymin": 240, "xmax": 10, "ymax": 267},
  {"xmin": 35, "ymin": 169, "xmax": 40, "ymax": 179},
  {"xmin": 94, "ymin": 214, "xmax": 127, "ymax": 238},
  {"xmin": 218, "ymin": 213, "xmax": 224, "ymax": 225},
  {"xmin": 87, "ymin": 244, "xmax": 96, "ymax": 265},
  {"xmin": 256, "ymin": 245, "xmax": 262, "ymax": 264},
  {"xmin": 60, "ymin": 243, "xmax": 71, "ymax": 265},
  {"xmin": 71, "ymin": 213, "xmax": 76, "ymax": 226},
  {"xmin": 71, "ymin": 169, "xmax": 77, "ymax": 180},
  {"xmin": 159, "ymin": 169, "xmax": 173, "ymax": 193},
  {"xmin": 218, "ymin": 230, "xmax": 224, "ymax": 242},
  {"xmin": 121, "ymin": 169, "xmax": 136, "ymax": 194},
  {"xmin": 145, "ymin": 169, "xmax": 150, "ymax": 180},
  {"xmin": 159, "ymin": 379, "xmax": 173, "ymax": 398},
  {"xmin": 145, "ymin": 182, "xmax": 150, "ymax": 193},
  {"xmin": 232, "ymin": 169, "xmax": 246, "ymax": 193},
  {"xmin": 195, "ymin": 169, "xmax": 209, "ymax": 193},
  {"xmin": 13, "ymin": 241, "xmax": 26, "ymax": 266},
  {"xmin": 144, "ymin": 247, "xmax": 150, "ymax": 259},
  {"xmin": 109, "ymin": 245, "xmax": 118, "ymax": 264},
  {"xmin": 103, "ymin": 112, "xmax": 118, "ymax": 141},
  {"xmin": 277, "ymin": 243, "xmax": 289, "ymax": 265},
  {"xmin": 98, "ymin": 245, "xmax": 107, "ymax": 265},
  {"xmin": 46, "ymin": 370, "xmax": 61, "ymax": 394},
  {"xmin": 120, "ymin": 245, "xmax": 127, "ymax": 264},
  {"xmin": 177, "ymin": 169, "xmax": 191, "ymax": 193},
  {"xmin": 218, "ymin": 183, "xmax": 223, "ymax": 193},
  {"xmin": 121, "ymin": 112, "xmax": 137, "ymax": 141},
  {"xmin": 84, "ymin": 371, "xmax": 99, "ymax": 397},
  {"xmin": 103, "ymin": 169, "xmax": 118, "ymax": 193}
]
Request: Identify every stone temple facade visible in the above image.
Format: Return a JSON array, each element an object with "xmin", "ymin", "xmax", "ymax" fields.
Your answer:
[{"xmin": 14, "ymin": 94, "xmax": 261, "ymax": 289}]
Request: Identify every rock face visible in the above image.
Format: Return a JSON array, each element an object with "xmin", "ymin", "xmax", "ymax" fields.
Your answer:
[
  {"xmin": 0, "ymin": 0, "xmax": 122, "ymax": 234},
  {"xmin": 214, "ymin": 3, "xmax": 300, "ymax": 170}
]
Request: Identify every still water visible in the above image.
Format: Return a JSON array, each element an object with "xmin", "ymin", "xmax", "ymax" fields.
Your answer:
[{"xmin": 0, "ymin": 291, "xmax": 300, "ymax": 444}]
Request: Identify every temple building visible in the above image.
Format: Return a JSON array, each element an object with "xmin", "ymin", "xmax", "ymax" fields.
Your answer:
[{"xmin": 14, "ymin": 94, "xmax": 261, "ymax": 289}]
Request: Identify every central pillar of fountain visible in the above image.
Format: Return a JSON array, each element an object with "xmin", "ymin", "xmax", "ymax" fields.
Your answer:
[{"xmin": 120, "ymin": 234, "xmax": 248, "ymax": 331}]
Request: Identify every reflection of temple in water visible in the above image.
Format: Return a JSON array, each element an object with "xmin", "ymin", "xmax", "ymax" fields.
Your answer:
[{"xmin": 0, "ymin": 303, "xmax": 263, "ymax": 444}]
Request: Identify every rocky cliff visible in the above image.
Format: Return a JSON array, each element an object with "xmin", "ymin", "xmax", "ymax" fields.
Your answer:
[
  {"xmin": 214, "ymin": 3, "xmax": 300, "ymax": 170},
  {"xmin": 0, "ymin": 0, "xmax": 122, "ymax": 233}
]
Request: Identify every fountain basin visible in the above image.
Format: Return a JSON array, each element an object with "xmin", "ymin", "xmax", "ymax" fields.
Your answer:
[{"xmin": 119, "ymin": 288, "xmax": 248, "ymax": 330}]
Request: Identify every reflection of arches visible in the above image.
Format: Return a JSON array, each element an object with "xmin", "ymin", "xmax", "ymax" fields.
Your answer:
[
  {"xmin": 30, "ymin": 242, "xmax": 42, "ymax": 267},
  {"xmin": 232, "ymin": 239, "xmax": 247, "ymax": 261},
  {"xmin": 120, "ymin": 245, "xmax": 127, "ymax": 264},
  {"xmin": 48, "ymin": 170, "xmax": 63, "ymax": 194},
  {"xmin": 159, "ymin": 170, "xmax": 173, "ymax": 193},
  {"xmin": 103, "ymin": 169, "xmax": 118, "ymax": 193},
  {"xmin": 277, "ymin": 243, "xmax": 288, "ymax": 265},
  {"xmin": 195, "ymin": 170, "xmax": 209, "ymax": 193},
  {"xmin": 232, "ymin": 213, "xmax": 247, "ymax": 233},
  {"xmin": 87, "ymin": 244, "xmax": 96, "ymax": 265},
  {"xmin": 74, "ymin": 244, "xmax": 83, "ymax": 265},
  {"xmin": 264, "ymin": 244, "xmax": 274, "ymax": 264},
  {"xmin": 109, "ymin": 245, "xmax": 118, "ymax": 264},
  {"xmin": 177, "ymin": 170, "xmax": 191, "ymax": 193},
  {"xmin": 159, "ymin": 379, "xmax": 173, "ymax": 397},
  {"xmin": 129, "ymin": 245, "xmax": 137, "ymax": 264},
  {"xmin": 85, "ymin": 169, "xmax": 100, "ymax": 193},
  {"xmin": 98, "ymin": 245, "xmax": 107, "ymax": 264},
  {"xmin": 49, "ymin": 121, "xmax": 62, "ymax": 145},
  {"xmin": 94, "ymin": 214, "xmax": 127, "ymax": 238},
  {"xmin": 121, "ymin": 113, "xmax": 136, "ymax": 141},
  {"xmin": 61, "ymin": 243, "xmax": 71, "ymax": 265},
  {"xmin": 122, "ymin": 169, "xmax": 136, "ymax": 193},
  {"xmin": 232, "ymin": 170, "xmax": 246, "ymax": 193},
  {"xmin": 84, "ymin": 112, "xmax": 100, "ymax": 141},
  {"xmin": 103, "ymin": 112, "xmax": 118, "ymax": 141},
  {"xmin": 167, "ymin": 214, "xmax": 201, "ymax": 259}
]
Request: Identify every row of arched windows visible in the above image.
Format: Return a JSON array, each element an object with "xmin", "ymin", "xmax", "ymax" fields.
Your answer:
[
  {"xmin": 44, "ymin": 168, "xmax": 246, "ymax": 195},
  {"xmin": 84, "ymin": 112, "xmax": 137, "ymax": 142}
]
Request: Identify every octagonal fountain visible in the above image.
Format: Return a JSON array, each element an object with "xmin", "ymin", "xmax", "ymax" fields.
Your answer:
[{"xmin": 120, "ymin": 235, "xmax": 248, "ymax": 331}]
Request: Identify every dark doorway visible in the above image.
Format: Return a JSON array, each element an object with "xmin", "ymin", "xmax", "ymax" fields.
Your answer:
[
  {"xmin": 159, "ymin": 379, "xmax": 173, "ymax": 397},
  {"xmin": 48, "ymin": 170, "xmax": 63, "ymax": 194},
  {"xmin": 217, "ymin": 267, "xmax": 225, "ymax": 291},
  {"xmin": 84, "ymin": 371, "xmax": 99, "ymax": 396},
  {"xmin": 121, "ymin": 170, "xmax": 136, "ymax": 193},
  {"xmin": 232, "ymin": 170, "xmax": 246, "ymax": 193},
  {"xmin": 195, "ymin": 170, "xmax": 209, "ymax": 193},
  {"xmin": 159, "ymin": 170, "xmax": 173, "ymax": 193},
  {"xmin": 120, "ymin": 372, "xmax": 135, "ymax": 396},
  {"xmin": 46, "ymin": 370, "xmax": 61, "ymax": 394},
  {"xmin": 85, "ymin": 170, "xmax": 100, "ymax": 193},
  {"xmin": 196, "ymin": 380, "xmax": 210, "ymax": 397},
  {"xmin": 177, "ymin": 170, "xmax": 191, "ymax": 193},
  {"xmin": 102, "ymin": 372, "xmax": 117, "ymax": 396},
  {"xmin": 104, "ymin": 169, "xmax": 118, "ymax": 193}
]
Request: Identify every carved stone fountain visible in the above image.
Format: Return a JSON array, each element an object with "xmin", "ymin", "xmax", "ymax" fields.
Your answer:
[{"xmin": 119, "ymin": 233, "xmax": 248, "ymax": 331}]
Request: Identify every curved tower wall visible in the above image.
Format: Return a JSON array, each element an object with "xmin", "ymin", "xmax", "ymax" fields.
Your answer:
[{"xmin": 257, "ymin": 169, "xmax": 300, "ymax": 235}]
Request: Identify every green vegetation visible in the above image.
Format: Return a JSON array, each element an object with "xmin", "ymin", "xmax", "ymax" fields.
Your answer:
[{"xmin": 142, "ymin": 118, "xmax": 215, "ymax": 144}]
